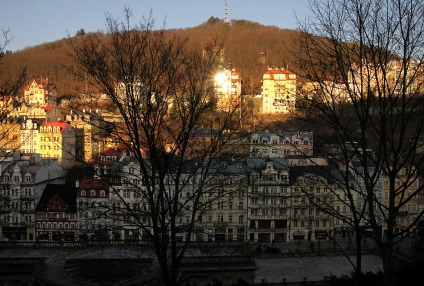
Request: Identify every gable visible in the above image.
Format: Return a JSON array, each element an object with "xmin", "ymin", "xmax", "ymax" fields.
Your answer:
[{"xmin": 46, "ymin": 194, "xmax": 68, "ymax": 211}]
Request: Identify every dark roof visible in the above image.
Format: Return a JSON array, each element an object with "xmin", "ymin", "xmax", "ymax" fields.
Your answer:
[
  {"xmin": 36, "ymin": 184, "xmax": 77, "ymax": 212},
  {"xmin": 289, "ymin": 165, "xmax": 334, "ymax": 184}
]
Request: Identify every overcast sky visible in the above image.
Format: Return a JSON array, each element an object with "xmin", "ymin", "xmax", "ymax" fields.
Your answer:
[{"xmin": 1, "ymin": 0, "xmax": 311, "ymax": 52}]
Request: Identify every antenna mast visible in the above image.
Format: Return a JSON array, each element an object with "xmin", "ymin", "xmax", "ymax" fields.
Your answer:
[{"xmin": 224, "ymin": 0, "xmax": 229, "ymax": 24}]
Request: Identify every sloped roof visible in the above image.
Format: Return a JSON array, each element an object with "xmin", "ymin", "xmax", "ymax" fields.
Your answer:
[
  {"xmin": 41, "ymin": 121, "xmax": 69, "ymax": 133},
  {"xmin": 42, "ymin": 106, "xmax": 55, "ymax": 112},
  {"xmin": 25, "ymin": 78, "xmax": 56, "ymax": 92},
  {"xmin": 36, "ymin": 184, "xmax": 77, "ymax": 212}
]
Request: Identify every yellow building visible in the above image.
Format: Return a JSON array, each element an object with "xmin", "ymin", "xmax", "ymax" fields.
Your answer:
[
  {"xmin": 261, "ymin": 68, "xmax": 296, "ymax": 114},
  {"xmin": 0, "ymin": 117, "xmax": 20, "ymax": 151},
  {"xmin": 24, "ymin": 78, "xmax": 57, "ymax": 106},
  {"xmin": 38, "ymin": 122, "xmax": 76, "ymax": 169}
]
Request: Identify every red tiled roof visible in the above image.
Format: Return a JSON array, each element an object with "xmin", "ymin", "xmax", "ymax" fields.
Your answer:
[
  {"xmin": 25, "ymin": 78, "xmax": 56, "ymax": 91},
  {"xmin": 42, "ymin": 121, "xmax": 69, "ymax": 133},
  {"xmin": 43, "ymin": 106, "xmax": 55, "ymax": 112},
  {"xmin": 264, "ymin": 69, "xmax": 294, "ymax": 75}
]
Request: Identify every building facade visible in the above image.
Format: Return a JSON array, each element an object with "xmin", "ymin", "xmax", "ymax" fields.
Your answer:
[
  {"xmin": 261, "ymin": 68, "xmax": 296, "ymax": 114},
  {"xmin": 24, "ymin": 78, "xmax": 57, "ymax": 106},
  {"xmin": 0, "ymin": 152, "xmax": 64, "ymax": 241},
  {"xmin": 214, "ymin": 68, "xmax": 242, "ymax": 111},
  {"xmin": 247, "ymin": 158, "xmax": 290, "ymax": 243},
  {"xmin": 38, "ymin": 122, "xmax": 76, "ymax": 169},
  {"xmin": 35, "ymin": 184, "xmax": 77, "ymax": 241}
]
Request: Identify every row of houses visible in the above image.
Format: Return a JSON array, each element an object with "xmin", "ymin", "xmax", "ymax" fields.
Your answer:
[{"xmin": 1, "ymin": 149, "xmax": 420, "ymax": 243}]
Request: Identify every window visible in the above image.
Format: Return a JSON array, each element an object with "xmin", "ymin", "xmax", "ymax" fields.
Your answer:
[
  {"xmin": 238, "ymin": 202, "xmax": 244, "ymax": 210},
  {"xmin": 123, "ymin": 189, "xmax": 131, "ymax": 198},
  {"xmin": 238, "ymin": 215, "xmax": 244, "ymax": 224}
]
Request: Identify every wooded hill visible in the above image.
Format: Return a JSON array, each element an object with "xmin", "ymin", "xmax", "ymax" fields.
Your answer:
[{"xmin": 1, "ymin": 18, "xmax": 299, "ymax": 97}]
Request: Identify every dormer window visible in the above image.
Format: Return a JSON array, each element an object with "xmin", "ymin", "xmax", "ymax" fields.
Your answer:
[
  {"xmin": 91, "ymin": 190, "xmax": 96, "ymax": 197},
  {"xmin": 25, "ymin": 174, "xmax": 32, "ymax": 182},
  {"xmin": 81, "ymin": 190, "xmax": 86, "ymax": 196},
  {"xmin": 100, "ymin": 190, "xmax": 106, "ymax": 197}
]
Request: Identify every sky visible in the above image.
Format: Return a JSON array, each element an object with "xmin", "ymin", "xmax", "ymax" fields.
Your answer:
[{"xmin": 1, "ymin": 0, "xmax": 311, "ymax": 53}]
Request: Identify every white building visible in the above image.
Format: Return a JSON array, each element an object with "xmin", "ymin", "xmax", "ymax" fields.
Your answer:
[{"xmin": 0, "ymin": 152, "xmax": 63, "ymax": 241}]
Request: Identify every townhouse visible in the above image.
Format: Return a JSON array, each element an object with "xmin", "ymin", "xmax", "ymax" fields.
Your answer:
[
  {"xmin": 247, "ymin": 158, "xmax": 290, "ymax": 243},
  {"xmin": 38, "ymin": 121, "xmax": 76, "ymax": 169},
  {"xmin": 249, "ymin": 130, "xmax": 314, "ymax": 159},
  {"xmin": 261, "ymin": 68, "xmax": 296, "ymax": 114},
  {"xmin": 35, "ymin": 184, "xmax": 77, "ymax": 241},
  {"xmin": 76, "ymin": 178, "xmax": 110, "ymax": 240},
  {"xmin": 0, "ymin": 152, "xmax": 64, "ymax": 241}
]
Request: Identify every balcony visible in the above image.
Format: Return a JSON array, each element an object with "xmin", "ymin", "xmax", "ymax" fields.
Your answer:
[
  {"xmin": 213, "ymin": 222, "xmax": 229, "ymax": 227},
  {"xmin": 398, "ymin": 211, "xmax": 409, "ymax": 217}
]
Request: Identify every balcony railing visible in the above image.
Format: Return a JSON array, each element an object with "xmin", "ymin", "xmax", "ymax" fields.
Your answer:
[{"xmin": 213, "ymin": 222, "xmax": 229, "ymax": 227}]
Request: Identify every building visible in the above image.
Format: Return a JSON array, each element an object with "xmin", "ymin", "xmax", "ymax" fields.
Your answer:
[
  {"xmin": 249, "ymin": 131, "xmax": 281, "ymax": 158},
  {"xmin": 108, "ymin": 156, "xmax": 152, "ymax": 240},
  {"xmin": 38, "ymin": 121, "xmax": 76, "ymax": 169},
  {"xmin": 289, "ymin": 166, "xmax": 335, "ymax": 241},
  {"xmin": 247, "ymin": 158, "xmax": 290, "ymax": 243},
  {"xmin": 66, "ymin": 109, "xmax": 106, "ymax": 162},
  {"xmin": 0, "ymin": 117, "xmax": 21, "ymax": 151},
  {"xmin": 281, "ymin": 132, "xmax": 314, "ymax": 158},
  {"xmin": 20, "ymin": 118, "xmax": 44, "ymax": 154},
  {"xmin": 261, "ymin": 68, "xmax": 296, "ymax": 114},
  {"xmin": 76, "ymin": 178, "xmax": 110, "ymax": 240},
  {"xmin": 0, "ymin": 152, "xmax": 63, "ymax": 241},
  {"xmin": 249, "ymin": 131, "xmax": 314, "ymax": 159},
  {"xmin": 383, "ymin": 166, "xmax": 421, "ymax": 235},
  {"xmin": 35, "ymin": 184, "xmax": 77, "ymax": 241},
  {"xmin": 196, "ymin": 160, "xmax": 249, "ymax": 242},
  {"xmin": 214, "ymin": 68, "xmax": 242, "ymax": 111},
  {"xmin": 24, "ymin": 78, "xmax": 57, "ymax": 106}
]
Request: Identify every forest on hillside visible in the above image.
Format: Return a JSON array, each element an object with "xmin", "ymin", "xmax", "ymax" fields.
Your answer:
[{"xmin": 0, "ymin": 18, "xmax": 299, "ymax": 97}]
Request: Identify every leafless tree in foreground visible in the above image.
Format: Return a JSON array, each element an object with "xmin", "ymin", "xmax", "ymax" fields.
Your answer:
[
  {"xmin": 0, "ymin": 28, "xmax": 27, "ymax": 217},
  {"xmin": 69, "ymin": 9, "xmax": 242, "ymax": 286},
  {"xmin": 295, "ymin": 0, "xmax": 424, "ymax": 285}
]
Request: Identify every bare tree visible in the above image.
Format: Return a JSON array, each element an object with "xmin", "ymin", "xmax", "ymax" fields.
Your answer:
[
  {"xmin": 69, "ymin": 9, "xmax": 241, "ymax": 286},
  {"xmin": 0, "ymin": 28, "xmax": 27, "ymax": 150},
  {"xmin": 0, "ymin": 28, "xmax": 27, "ymax": 218},
  {"xmin": 295, "ymin": 0, "xmax": 424, "ymax": 285}
]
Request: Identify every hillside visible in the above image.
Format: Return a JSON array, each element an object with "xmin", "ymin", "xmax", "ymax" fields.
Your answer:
[{"xmin": 1, "ymin": 19, "xmax": 299, "ymax": 97}]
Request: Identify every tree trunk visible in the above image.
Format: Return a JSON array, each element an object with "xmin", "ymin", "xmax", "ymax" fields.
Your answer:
[{"xmin": 354, "ymin": 233, "xmax": 362, "ymax": 286}]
